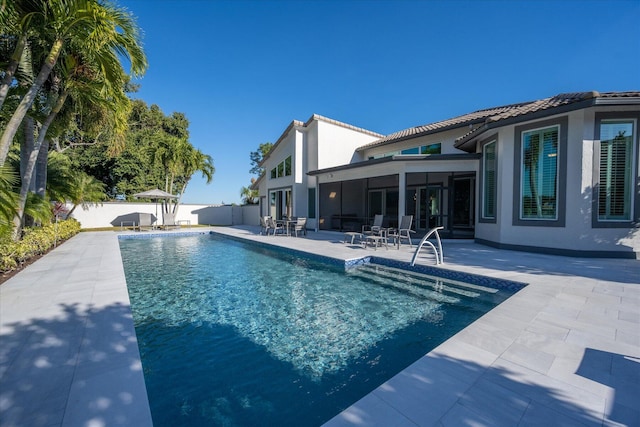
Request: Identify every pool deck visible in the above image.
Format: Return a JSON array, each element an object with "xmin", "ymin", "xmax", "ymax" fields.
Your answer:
[{"xmin": 0, "ymin": 226, "xmax": 638, "ymax": 427}]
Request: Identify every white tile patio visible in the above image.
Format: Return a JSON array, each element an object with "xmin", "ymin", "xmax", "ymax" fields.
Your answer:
[{"xmin": 0, "ymin": 226, "xmax": 638, "ymax": 427}]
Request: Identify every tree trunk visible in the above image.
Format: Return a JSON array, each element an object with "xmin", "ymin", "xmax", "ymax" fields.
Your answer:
[
  {"xmin": 20, "ymin": 117, "xmax": 35, "ymax": 191},
  {"xmin": 13, "ymin": 117, "xmax": 36, "ymax": 236},
  {"xmin": 164, "ymin": 174, "xmax": 171, "ymax": 214},
  {"xmin": 0, "ymin": 33, "xmax": 27, "ymax": 110},
  {"xmin": 12, "ymin": 92, "xmax": 66, "ymax": 240},
  {"xmin": 0, "ymin": 38, "xmax": 64, "ymax": 167},
  {"xmin": 35, "ymin": 138, "xmax": 50, "ymax": 198},
  {"xmin": 172, "ymin": 180, "xmax": 190, "ymax": 216}
]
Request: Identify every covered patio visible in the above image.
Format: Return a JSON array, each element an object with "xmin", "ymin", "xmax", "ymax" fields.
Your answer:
[{"xmin": 311, "ymin": 154, "xmax": 479, "ymax": 239}]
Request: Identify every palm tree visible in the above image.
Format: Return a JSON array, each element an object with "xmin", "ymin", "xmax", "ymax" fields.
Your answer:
[
  {"xmin": 0, "ymin": 0, "xmax": 37, "ymax": 109},
  {"xmin": 0, "ymin": 0, "xmax": 147, "ymax": 166},
  {"xmin": 0, "ymin": 166, "xmax": 18, "ymax": 228},
  {"xmin": 12, "ymin": 53, "xmax": 131, "ymax": 237},
  {"xmin": 167, "ymin": 144, "xmax": 215, "ymax": 215},
  {"xmin": 240, "ymin": 186, "xmax": 258, "ymax": 204},
  {"xmin": 66, "ymin": 171, "xmax": 106, "ymax": 216},
  {"xmin": 45, "ymin": 151, "xmax": 75, "ymax": 203},
  {"xmin": 23, "ymin": 54, "xmax": 129, "ymax": 187},
  {"xmin": 3, "ymin": 0, "xmax": 145, "ymax": 239}
]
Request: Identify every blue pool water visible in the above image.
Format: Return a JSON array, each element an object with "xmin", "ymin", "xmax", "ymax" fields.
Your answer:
[{"xmin": 119, "ymin": 233, "xmax": 518, "ymax": 426}]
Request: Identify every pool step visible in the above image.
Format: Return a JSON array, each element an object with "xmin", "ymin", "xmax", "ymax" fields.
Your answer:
[
  {"xmin": 360, "ymin": 264, "xmax": 498, "ymax": 295},
  {"xmin": 347, "ymin": 263, "xmax": 498, "ymax": 304},
  {"xmin": 348, "ymin": 267, "xmax": 460, "ymax": 304}
]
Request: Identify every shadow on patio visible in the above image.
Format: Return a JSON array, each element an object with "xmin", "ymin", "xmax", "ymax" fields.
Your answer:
[{"xmin": 0, "ymin": 302, "xmax": 151, "ymax": 427}]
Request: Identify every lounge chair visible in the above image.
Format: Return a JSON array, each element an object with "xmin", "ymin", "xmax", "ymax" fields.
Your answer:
[
  {"xmin": 292, "ymin": 217, "xmax": 307, "ymax": 237},
  {"xmin": 389, "ymin": 215, "xmax": 415, "ymax": 248},
  {"xmin": 137, "ymin": 213, "xmax": 154, "ymax": 231},
  {"xmin": 162, "ymin": 212, "xmax": 179, "ymax": 229},
  {"xmin": 362, "ymin": 214, "xmax": 384, "ymax": 236}
]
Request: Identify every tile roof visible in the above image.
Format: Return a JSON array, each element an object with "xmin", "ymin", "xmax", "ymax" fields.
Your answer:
[{"xmin": 356, "ymin": 91, "xmax": 640, "ymax": 152}]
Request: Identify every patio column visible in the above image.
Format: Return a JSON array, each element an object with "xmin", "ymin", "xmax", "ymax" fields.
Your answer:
[{"xmin": 398, "ymin": 172, "xmax": 406, "ymax": 222}]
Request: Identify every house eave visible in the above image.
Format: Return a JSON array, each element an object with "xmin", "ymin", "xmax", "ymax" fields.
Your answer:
[
  {"xmin": 454, "ymin": 98, "xmax": 597, "ymax": 152},
  {"xmin": 355, "ymin": 120, "xmax": 486, "ymax": 153},
  {"xmin": 455, "ymin": 94, "xmax": 640, "ymax": 152},
  {"xmin": 308, "ymin": 153, "xmax": 481, "ymax": 176}
]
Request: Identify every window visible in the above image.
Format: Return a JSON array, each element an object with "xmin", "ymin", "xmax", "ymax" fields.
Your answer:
[
  {"xmin": 400, "ymin": 147, "xmax": 419, "ymax": 155},
  {"xmin": 397, "ymin": 143, "xmax": 442, "ymax": 156},
  {"xmin": 513, "ymin": 116, "xmax": 567, "ymax": 227},
  {"xmin": 269, "ymin": 155, "xmax": 292, "ymax": 179},
  {"xmin": 482, "ymin": 140, "xmax": 497, "ymax": 220},
  {"xmin": 599, "ymin": 121, "xmax": 633, "ymax": 220},
  {"xmin": 284, "ymin": 156, "xmax": 292, "ymax": 176},
  {"xmin": 595, "ymin": 118, "xmax": 636, "ymax": 223},
  {"xmin": 521, "ymin": 126, "xmax": 559, "ymax": 220},
  {"xmin": 308, "ymin": 188, "xmax": 316, "ymax": 218},
  {"xmin": 422, "ymin": 143, "xmax": 441, "ymax": 155}
]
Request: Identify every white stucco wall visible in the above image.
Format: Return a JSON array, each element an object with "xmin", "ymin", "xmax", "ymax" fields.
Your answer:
[
  {"xmin": 474, "ymin": 107, "xmax": 640, "ymax": 256},
  {"xmin": 362, "ymin": 127, "xmax": 469, "ymax": 159},
  {"xmin": 67, "ymin": 202, "xmax": 260, "ymax": 228},
  {"xmin": 316, "ymin": 120, "xmax": 380, "ymax": 169},
  {"xmin": 258, "ymin": 115, "xmax": 381, "ymax": 226}
]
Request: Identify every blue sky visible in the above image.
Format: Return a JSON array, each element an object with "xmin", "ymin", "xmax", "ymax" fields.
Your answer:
[{"xmin": 119, "ymin": 0, "xmax": 640, "ymax": 205}]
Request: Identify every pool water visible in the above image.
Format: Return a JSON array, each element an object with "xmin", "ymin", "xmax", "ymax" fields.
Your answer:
[{"xmin": 119, "ymin": 234, "xmax": 516, "ymax": 427}]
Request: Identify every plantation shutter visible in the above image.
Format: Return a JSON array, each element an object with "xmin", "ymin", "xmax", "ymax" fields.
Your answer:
[
  {"xmin": 599, "ymin": 121, "xmax": 633, "ymax": 220},
  {"xmin": 483, "ymin": 141, "xmax": 496, "ymax": 219},
  {"xmin": 521, "ymin": 127, "xmax": 558, "ymax": 219},
  {"xmin": 540, "ymin": 128, "xmax": 558, "ymax": 218}
]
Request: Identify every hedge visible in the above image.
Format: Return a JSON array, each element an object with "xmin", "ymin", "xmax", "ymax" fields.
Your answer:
[{"xmin": 0, "ymin": 219, "xmax": 81, "ymax": 273}]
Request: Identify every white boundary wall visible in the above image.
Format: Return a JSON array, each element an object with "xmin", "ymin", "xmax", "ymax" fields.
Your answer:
[{"xmin": 67, "ymin": 202, "xmax": 260, "ymax": 229}]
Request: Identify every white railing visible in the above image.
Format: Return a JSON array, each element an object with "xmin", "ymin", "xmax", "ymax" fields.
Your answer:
[{"xmin": 410, "ymin": 226, "xmax": 444, "ymax": 266}]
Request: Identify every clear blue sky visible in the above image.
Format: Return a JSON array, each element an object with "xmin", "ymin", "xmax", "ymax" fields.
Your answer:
[{"xmin": 119, "ymin": 0, "xmax": 640, "ymax": 205}]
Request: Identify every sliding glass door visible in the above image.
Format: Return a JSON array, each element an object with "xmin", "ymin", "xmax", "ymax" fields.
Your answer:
[
  {"xmin": 407, "ymin": 186, "xmax": 443, "ymax": 231},
  {"xmin": 269, "ymin": 188, "xmax": 292, "ymax": 219}
]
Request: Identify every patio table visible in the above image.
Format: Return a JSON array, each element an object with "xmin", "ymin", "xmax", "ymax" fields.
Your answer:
[
  {"xmin": 364, "ymin": 234, "xmax": 389, "ymax": 250},
  {"xmin": 285, "ymin": 220, "xmax": 297, "ymax": 236},
  {"xmin": 343, "ymin": 232, "xmax": 364, "ymax": 245}
]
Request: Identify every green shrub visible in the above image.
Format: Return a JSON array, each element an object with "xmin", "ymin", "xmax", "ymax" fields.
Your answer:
[{"xmin": 0, "ymin": 219, "xmax": 81, "ymax": 273}]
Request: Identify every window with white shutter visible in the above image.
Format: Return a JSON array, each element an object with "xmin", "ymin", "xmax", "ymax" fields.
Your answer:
[
  {"xmin": 482, "ymin": 140, "xmax": 497, "ymax": 219},
  {"xmin": 521, "ymin": 126, "xmax": 559, "ymax": 220},
  {"xmin": 598, "ymin": 120, "xmax": 634, "ymax": 221}
]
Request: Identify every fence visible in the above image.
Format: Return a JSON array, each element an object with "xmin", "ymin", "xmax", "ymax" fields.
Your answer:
[{"xmin": 66, "ymin": 202, "xmax": 260, "ymax": 229}]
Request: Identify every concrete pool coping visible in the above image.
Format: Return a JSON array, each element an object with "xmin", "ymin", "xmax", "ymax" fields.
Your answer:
[{"xmin": 1, "ymin": 226, "xmax": 638, "ymax": 426}]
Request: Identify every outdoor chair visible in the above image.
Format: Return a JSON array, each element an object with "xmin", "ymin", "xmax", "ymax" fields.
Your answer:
[
  {"xmin": 267, "ymin": 217, "xmax": 286, "ymax": 236},
  {"xmin": 389, "ymin": 215, "xmax": 415, "ymax": 248},
  {"xmin": 292, "ymin": 217, "xmax": 307, "ymax": 237},
  {"xmin": 260, "ymin": 216, "xmax": 272, "ymax": 235},
  {"xmin": 137, "ymin": 213, "xmax": 154, "ymax": 231},
  {"xmin": 362, "ymin": 214, "xmax": 384, "ymax": 236}
]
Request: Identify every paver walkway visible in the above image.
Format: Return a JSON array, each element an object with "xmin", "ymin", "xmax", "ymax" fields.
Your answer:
[
  {"xmin": 1, "ymin": 227, "xmax": 638, "ymax": 427},
  {"xmin": 0, "ymin": 231, "xmax": 153, "ymax": 427}
]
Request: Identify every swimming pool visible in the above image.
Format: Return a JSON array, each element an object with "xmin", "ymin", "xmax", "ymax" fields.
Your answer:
[{"xmin": 119, "ymin": 233, "xmax": 522, "ymax": 426}]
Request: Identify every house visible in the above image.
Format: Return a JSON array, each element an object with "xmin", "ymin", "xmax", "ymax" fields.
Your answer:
[
  {"xmin": 254, "ymin": 114, "xmax": 383, "ymax": 230},
  {"xmin": 257, "ymin": 91, "xmax": 640, "ymax": 258}
]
